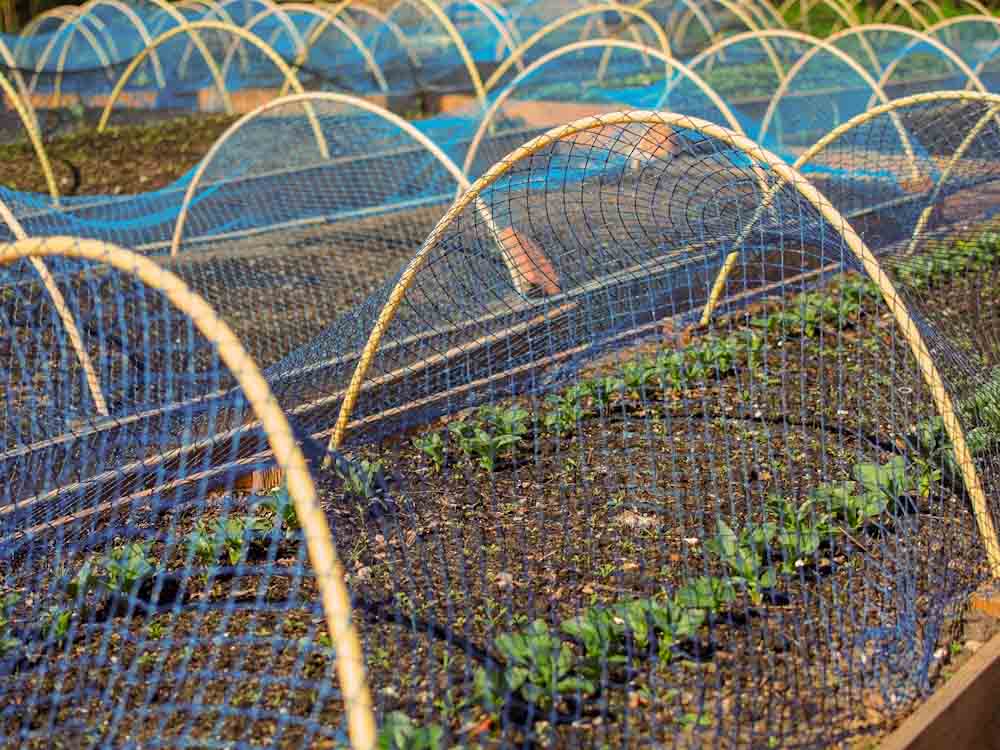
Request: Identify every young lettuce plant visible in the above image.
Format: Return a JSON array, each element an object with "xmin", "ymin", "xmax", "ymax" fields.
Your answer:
[
  {"xmin": 811, "ymin": 456, "xmax": 913, "ymax": 533},
  {"xmin": 622, "ymin": 359, "xmax": 654, "ymax": 399},
  {"xmin": 411, "ymin": 432, "xmax": 445, "ymax": 473},
  {"xmin": 674, "ymin": 576, "xmax": 737, "ymax": 617},
  {"xmin": 543, "ymin": 391, "xmax": 586, "ymax": 438},
  {"xmin": 459, "ymin": 427, "xmax": 521, "ymax": 472},
  {"xmin": 39, "ymin": 605, "xmax": 73, "ymax": 642},
  {"xmin": 0, "ymin": 592, "xmax": 21, "ymax": 657},
  {"xmin": 479, "ymin": 405, "xmax": 530, "ymax": 441},
  {"xmin": 475, "ymin": 619, "xmax": 594, "ymax": 713},
  {"xmin": 561, "ymin": 606, "xmax": 626, "ymax": 678},
  {"xmin": 646, "ymin": 594, "xmax": 707, "ymax": 661},
  {"xmin": 256, "ymin": 485, "xmax": 301, "ymax": 541},
  {"xmin": 652, "ymin": 350, "xmax": 687, "ymax": 391},
  {"xmin": 100, "ymin": 542, "xmax": 159, "ymax": 596},
  {"xmin": 189, "ymin": 516, "xmax": 269, "ymax": 567},
  {"xmin": 337, "ymin": 458, "xmax": 384, "ymax": 500},
  {"xmin": 706, "ymin": 520, "xmax": 777, "ymax": 606},
  {"xmin": 765, "ymin": 495, "xmax": 830, "ymax": 574},
  {"xmin": 187, "ymin": 519, "xmax": 224, "ymax": 567},
  {"xmin": 377, "ymin": 711, "xmax": 444, "ymax": 750}
]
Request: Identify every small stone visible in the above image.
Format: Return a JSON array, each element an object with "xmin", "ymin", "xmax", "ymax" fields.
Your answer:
[{"xmin": 966, "ymin": 640, "xmax": 984, "ymax": 653}]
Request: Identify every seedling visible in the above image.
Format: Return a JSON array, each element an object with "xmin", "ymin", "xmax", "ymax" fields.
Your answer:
[
  {"xmin": 101, "ymin": 542, "xmax": 158, "ymax": 596},
  {"xmin": 854, "ymin": 456, "xmax": 911, "ymax": 505},
  {"xmin": 674, "ymin": 576, "xmax": 737, "ymax": 616},
  {"xmin": 187, "ymin": 520, "xmax": 223, "ymax": 566},
  {"xmin": 475, "ymin": 619, "xmax": 594, "ymax": 712},
  {"xmin": 591, "ymin": 376, "xmax": 625, "ymax": 412},
  {"xmin": 622, "ymin": 359, "xmax": 654, "ymax": 398},
  {"xmin": 706, "ymin": 519, "xmax": 777, "ymax": 606},
  {"xmin": 412, "ymin": 432, "xmax": 445, "ymax": 472},
  {"xmin": 377, "ymin": 711, "xmax": 444, "ymax": 750},
  {"xmin": 678, "ymin": 711, "xmax": 713, "ymax": 729},
  {"xmin": 810, "ymin": 480, "xmax": 885, "ymax": 532},
  {"xmin": 543, "ymin": 392, "xmax": 586, "ymax": 437},
  {"xmin": 560, "ymin": 606, "xmax": 625, "ymax": 677},
  {"xmin": 40, "ymin": 605, "xmax": 73, "ymax": 642},
  {"xmin": 610, "ymin": 598, "xmax": 655, "ymax": 651},
  {"xmin": 838, "ymin": 275, "xmax": 880, "ymax": 305},
  {"xmin": 188, "ymin": 516, "xmax": 268, "ymax": 567},
  {"xmin": 645, "ymin": 595, "xmax": 706, "ymax": 660},
  {"xmin": 459, "ymin": 427, "xmax": 521, "ymax": 472},
  {"xmin": 478, "ymin": 405, "xmax": 530, "ymax": 440},
  {"xmin": 0, "ymin": 592, "xmax": 21, "ymax": 657},
  {"xmin": 337, "ymin": 458, "xmax": 384, "ymax": 500},
  {"xmin": 652, "ymin": 350, "xmax": 688, "ymax": 391},
  {"xmin": 257, "ymin": 485, "xmax": 301, "ymax": 540},
  {"xmin": 766, "ymin": 495, "xmax": 829, "ymax": 573}
]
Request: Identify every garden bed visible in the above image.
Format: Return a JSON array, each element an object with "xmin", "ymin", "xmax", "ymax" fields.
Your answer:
[{"xmin": 5, "ymin": 229, "xmax": 1000, "ymax": 747}]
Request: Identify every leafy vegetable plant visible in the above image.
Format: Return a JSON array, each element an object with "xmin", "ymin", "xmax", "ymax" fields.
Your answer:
[
  {"xmin": 377, "ymin": 711, "xmax": 444, "ymax": 750},
  {"xmin": 475, "ymin": 619, "xmax": 594, "ymax": 712},
  {"xmin": 412, "ymin": 432, "xmax": 445, "ymax": 472},
  {"xmin": 543, "ymin": 391, "xmax": 586, "ymax": 437},
  {"xmin": 707, "ymin": 520, "xmax": 777, "ymax": 606},
  {"xmin": 100, "ymin": 542, "xmax": 158, "ymax": 596},
  {"xmin": 810, "ymin": 481, "xmax": 884, "ymax": 532},
  {"xmin": 765, "ymin": 495, "xmax": 829, "ymax": 573},
  {"xmin": 337, "ymin": 458, "xmax": 384, "ymax": 500},
  {"xmin": 560, "ymin": 606, "xmax": 626, "ymax": 677},
  {"xmin": 0, "ymin": 592, "xmax": 21, "ymax": 657},
  {"xmin": 257, "ymin": 486, "xmax": 301, "ymax": 541}
]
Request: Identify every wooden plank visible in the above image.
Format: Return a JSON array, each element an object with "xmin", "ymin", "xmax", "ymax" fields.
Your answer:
[{"xmin": 879, "ymin": 629, "xmax": 1000, "ymax": 750}]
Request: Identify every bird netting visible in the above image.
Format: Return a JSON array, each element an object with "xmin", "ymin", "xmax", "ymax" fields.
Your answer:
[{"xmin": 4, "ymin": 103, "xmax": 1000, "ymax": 748}]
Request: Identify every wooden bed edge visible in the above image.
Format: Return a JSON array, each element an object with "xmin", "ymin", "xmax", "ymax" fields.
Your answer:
[{"xmin": 878, "ymin": 625, "xmax": 1000, "ymax": 750}]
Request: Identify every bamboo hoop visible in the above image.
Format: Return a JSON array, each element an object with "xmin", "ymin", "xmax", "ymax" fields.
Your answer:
[
  {"xmin": 0, "ymin": 69, "xmax": 59, "ymax": 201},
  {"xmin": 305, "ymin": 0, "xmax": 487, "ymax": 106},
  {"xmin": 333, "ymin": 0, "xmax": 422, "ymax": 69},
  {"xmin": 27, "ymin": 10, "xmax": 115, "ymax": 105},
  {"xmin": 463, "ymin": 40, "xmax": 745, "ymax": 180},
  {"xmin": 214, "ymin": 2, "xmax": 307, "ymax": 83},
  {"xmin": 481, "ymin": 3, "xmax": 672, "ymax": 92},
  {"xmin": 96, "ymin": 19, "xmax": 324, "ymax": 155},
  {"xmin": 679, "ymin": 28, "xmax": 800, "ymax": 107},
  {"xmin": 170, "ymin": 91, "xmax": 470, "ymax": 255},
  {"xmin": 48, "ymin": 0, "xmax": 167, "ymax": 107},
  {"xmin": 171, "ymin": 0, "xmax": 252, "ymax": 80},
  {"xmin": 248, "ymin": 2, "xmax": 389, "ymax": 92},
  {"xmin": 873, "ymin": 0, "xmax": 936, "ymax": 28},
  {"xmin": 0, "ymin": 236, "xmax": 376, "ymax": 750},
  {"xmin": 0, "ymin": 74, "xmax": 106, "ymax": 415},
  {"xmin": 902, "ymin": 101, "xmax": 1000, "ymax": 256},
  {"xmin": 0, "ymin": 36, "xmax": 32, "ymax": 112},
  {"xmin": 815, "ymin": 24, "xmax": 989, "ymax": 107},
  {"xmin": 786, "ymin": 0, "xmax": 861, "ymax": 35},
  {"xmin": 437, "ymin": 0, "xmax": 519, "ymax": 61},
  {"xmin": 97, "ymin": 16, "xmax": 234, "ymax": 121},
  {"xmin": 699, "ymin": 89, "xmax": 997, "ymax": 326},
  {"xmin": 753, "ymin": 29, "xmax": 915, "ymax": 164},
  {"xmin": 328, "ymin": 109, "xmax": 1000, "ymax": 577}
]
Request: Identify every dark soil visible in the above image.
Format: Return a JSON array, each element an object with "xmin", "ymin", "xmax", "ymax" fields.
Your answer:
[
  {"xmin": 0, "ymin": 112, "xmax": 239, "ymax": 196},
  {"xmin": 3, "ymin": 260, "xmax": 998, "ymax": 748}
]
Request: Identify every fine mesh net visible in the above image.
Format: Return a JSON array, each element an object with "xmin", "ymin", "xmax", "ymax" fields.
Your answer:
[
  {"xmin": 0, "ymin": 238, "xmax": 366, "ymax": 749},
  {"xmin": 3, "ymin": 2, "xmax": 1000, "ymax": 749},
  {"xmin": 4, "ymin": 103, "xmax": 1000, "ymax": 747}
]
